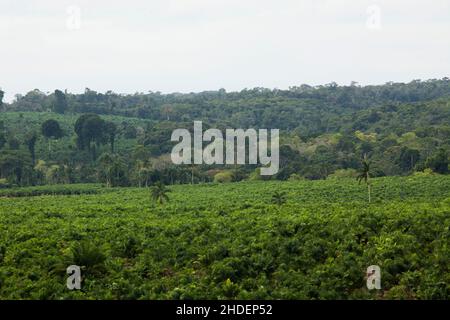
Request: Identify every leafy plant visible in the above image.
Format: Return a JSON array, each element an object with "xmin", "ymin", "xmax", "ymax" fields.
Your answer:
[
  {"xmin": 151, "ymin": 182, "xmax": 170, "ymax": 204},
  {"xmin": 0, "ymin": 175, "xmax": 449, "ymax": 299},
  {"xmin": 271, "ymin": 191, "xmax": 287, "ymax": 206},
  {"xmin": 69, "ymin": 241, "xmax": 106, "ymax": 275}
]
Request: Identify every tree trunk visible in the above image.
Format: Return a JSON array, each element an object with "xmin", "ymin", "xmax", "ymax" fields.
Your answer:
[
  {"xmin": 92, "ymin": 144, "xmax": 96, "ymax": 161},
  {"xmin": 366, "ymin": 172, "xmax": 371, "ymax": 203}
]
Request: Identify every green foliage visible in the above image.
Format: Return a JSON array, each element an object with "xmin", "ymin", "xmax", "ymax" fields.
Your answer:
[
  {"xmin": 0, "ymin": 133, "xmax": 5, "ymax": 149},
  {"xmin": 53, "ymin": 90, "xmax": 68, "ymax": 114},
  {"xmin": 1, "ymin": 78, "xmax": 450, "ymax": 187},
  {"xmin": 68, "ymin": 241, "xmax": 106, "ymax": 275},
  {"xmin": 0, "ymin": 150, "xmax": 33, "ymax": 186},
  {"xmin": 150, "ymin": 182, "xmax": 170, "ymax": 204},
  {"xmin": 213, "ymin": 171, "xmax": 233, "ymax": 183},
  {"xmin": 357, "ymin": 154, "xmax": 371, "ymax": 185},
  {"xmin": 74, "ymin": 114, "xmax": 118, "ymax": 161},
  {"xmin": 97, "ymin": 153, "xmax": 128, "ymax": 187},
  {"xmin": 287, "ymin": 173, "xmax": 305, "ymax": 181},
  {"xmin": 357, "ymin": 154, "xmax": 372, "ymax": 203},
  {"xmin": 0, "ymin": 178, "xmax": 11, "ymax": 189},
  {"xmin": 0, "ymin": 176, "xmax": 449, "ymax": 299},
  {"xmin": 7, "ymin": 136, "xmax": 20, "ymax": 150},
  {"xmin": 426, "ymin": 148, "xmax": 449, "ymax": 174},
  {"xmin": 271, "ymin": 191, "xmax": 287, "ymax": 206},
  {"xmin": 41, "ymin": 119, "xmax": 63, "ymax": 139},
  {"xmin": 328, "ymin": 169, "xmax": 358, "ymax": 179},
  {"xmin": 0, "ymin": 183, "xmax": 107, "ymax": 197},
  {"xmin": 24, "ymin": 132, "xmax": 38, "ymax": 165},
  {"xmin": 413, "ymin": 168, "xmax": 435, "ymax": 176}
]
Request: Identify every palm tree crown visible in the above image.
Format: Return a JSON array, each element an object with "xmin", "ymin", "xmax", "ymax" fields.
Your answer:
[
  {"xmin": 151, "ymin": 182, "xmax": 170, "ymax": 204},
  {"xmin": 271, "ymin": 191, "xmax": 287, "ymax": 206}
]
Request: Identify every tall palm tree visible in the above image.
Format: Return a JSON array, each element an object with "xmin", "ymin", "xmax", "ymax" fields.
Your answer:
[
  {"xmin": 98, "ymin": 153, "xmax": 113, "ymax": 187},
  {"xmin": 134, "ymin": 160, "xmax": 146, "ymax": 188},
  {"xmin": 151, "ymin": 182, "xmax": 170, "ymax": 205},
  {"xmin": 357, "ymin": 153, "xmax": 372, "ymax": 203},
  {"xmin": 98, "ymin": 153, "xmax": 126, "ymax": 187}
]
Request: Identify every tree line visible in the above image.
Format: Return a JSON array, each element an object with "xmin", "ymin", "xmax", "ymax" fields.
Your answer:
[{"xmin": 0, "ymin": 79, "xmax": 449, "ymax": 188}]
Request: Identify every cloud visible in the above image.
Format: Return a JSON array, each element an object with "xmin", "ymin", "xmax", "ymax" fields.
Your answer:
[{"xmin": 0, "ymin": 0, "xmax": 449, "ymax": 101}]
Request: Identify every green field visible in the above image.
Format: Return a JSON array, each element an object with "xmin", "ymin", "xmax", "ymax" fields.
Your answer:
[{"xmin": 0, "ymin": 175, "xmax": 449, "ymax": 299}]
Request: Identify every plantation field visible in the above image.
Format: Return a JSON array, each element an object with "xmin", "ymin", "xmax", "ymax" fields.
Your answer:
[
  {"xmin": 0, "ymin": 184, "xmax": 108, "ymax": 197},
  {"xmin": 0, "ymin": 176, "xmax": 449, "ymax": 299}
]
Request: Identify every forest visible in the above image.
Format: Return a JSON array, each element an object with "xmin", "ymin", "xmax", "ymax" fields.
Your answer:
[{"xmin": 0, "ymin": 78, "xmax": 449, "ymax": 188}]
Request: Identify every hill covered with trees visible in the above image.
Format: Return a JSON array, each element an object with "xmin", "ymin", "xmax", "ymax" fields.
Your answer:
[{"xmin": 0, "ymin": 79, "xmax": 449, "ymax": 187}]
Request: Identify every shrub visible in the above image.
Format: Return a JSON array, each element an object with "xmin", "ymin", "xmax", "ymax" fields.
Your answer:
[
  {"xmin": 213, "ymin": 171, "xmax": 233, "ymax": 183},
  {"xmin": 328, "ymin": 168, "xmax": 358, "ymax": 179}
]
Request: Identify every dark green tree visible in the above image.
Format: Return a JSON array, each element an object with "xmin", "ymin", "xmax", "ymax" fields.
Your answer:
[
  {"xmin": 426, "ymin": 148, "xmax": 449, "ymax": 174},
  {"xmin": 98, "ymin": 153, "xmax": 128, "ymax": 187},
  {"xmin": 0, "ymin": 150, "xmax": 32, "ymax": 185},
  {"xmin": 25, "ymin": 132, "xmax": 38, "ymax": 165},
  {"xmin": 0, "ymin": 120, "xmax": 4, "ymax": 149},
  {"xmin": 53, "ymin": 89, "xmax": 68, "ymax": 114},
  {"xmin": 104, "ymin": 121, "xmax": 117, "ymax": 153},
  {"xmin": 0, "ymin": 133, "xmax": 5, "ymax": 149},
  {"xmin": 74, "ymin": 114, "xmax": 107, "ymax": 160},
  {"xmin": 0, "ymin": 89, "xmax": 4, "ymax": 109},
  {"xmin": 7, "ymin": 136, "xmax": 20, "ymax": 150},
  {"xmin": 41, "ymin": 119, "xmax": 63, "ymax": 152},
  {"xmin": 398, "ymin": 147, "xmax": 420, "ymax": 171}
]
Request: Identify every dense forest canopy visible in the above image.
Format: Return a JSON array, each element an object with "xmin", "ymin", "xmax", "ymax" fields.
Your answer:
[{"xmin": 0, "ymin": 78, "xmax": 449, "ymax": 187}]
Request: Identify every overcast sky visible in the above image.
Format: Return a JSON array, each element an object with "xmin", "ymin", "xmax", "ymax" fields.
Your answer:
[{"xmin": 1, "ymin": 0, "xmax": 449, "ymax": 101}]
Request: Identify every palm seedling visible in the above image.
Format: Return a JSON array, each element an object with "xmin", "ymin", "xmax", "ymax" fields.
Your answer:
[
  {"xmin": 271, "ymin": 190, "xmax": 287, "ymax": 206},
  {"xmin": 151, "ymin": 182, "xmax": 170, "ymax": 205},
  {"xmin": 50, "ymin": 241, "xmax": 107, "ymax": 277}
]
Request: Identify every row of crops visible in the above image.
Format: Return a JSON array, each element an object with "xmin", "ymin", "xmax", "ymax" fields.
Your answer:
[
  {"xmin": 0, "ymin": 184, "xmax": 113, "ymax": 197},
  {"xmin": 0, "ymin": 175, "xmax": 449, "ymax": 299}
]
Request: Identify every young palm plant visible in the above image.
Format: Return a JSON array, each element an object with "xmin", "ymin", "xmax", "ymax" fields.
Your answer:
[
  {"xmin": 271, "ymin": 191, "xmax": 287, "ymax": 206},
  {"xmin": 70, "ymin": 241, "xmax": 106, "ymax": 274},
  {"xmin": 357, "ymin": 153, "xmax": 372, "ymax": 203},
  {"xmin": 51, "ymin": 241, "xmax": 107, "ymax": 277},
  {"xmin": 151, "ymin": 182, "xmax": 170, "ymax": 205}
]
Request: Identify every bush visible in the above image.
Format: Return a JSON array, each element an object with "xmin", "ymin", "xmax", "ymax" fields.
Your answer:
[
  {"xmin": 327, "ymin": 169, "xmax": 358, "ymax": 179},
  {"xmin": 288, "ymin": 173, "xmax": 305, "ymax": 181},
  {"xmin": 213, "ymin": 171, "xmax": 233, "ymax": 183},
  {"xmin": 0, "ymin": 178, "xmax": 12, "ymax": 189},
  {"xmin": 413, "ymin": 168, "xmax": 435, "ymax": 176}
]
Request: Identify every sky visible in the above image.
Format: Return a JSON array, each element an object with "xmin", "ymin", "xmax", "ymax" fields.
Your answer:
[{"xmin": 1, "ymin": 0, "xmax": 449, "ymax": 102}]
